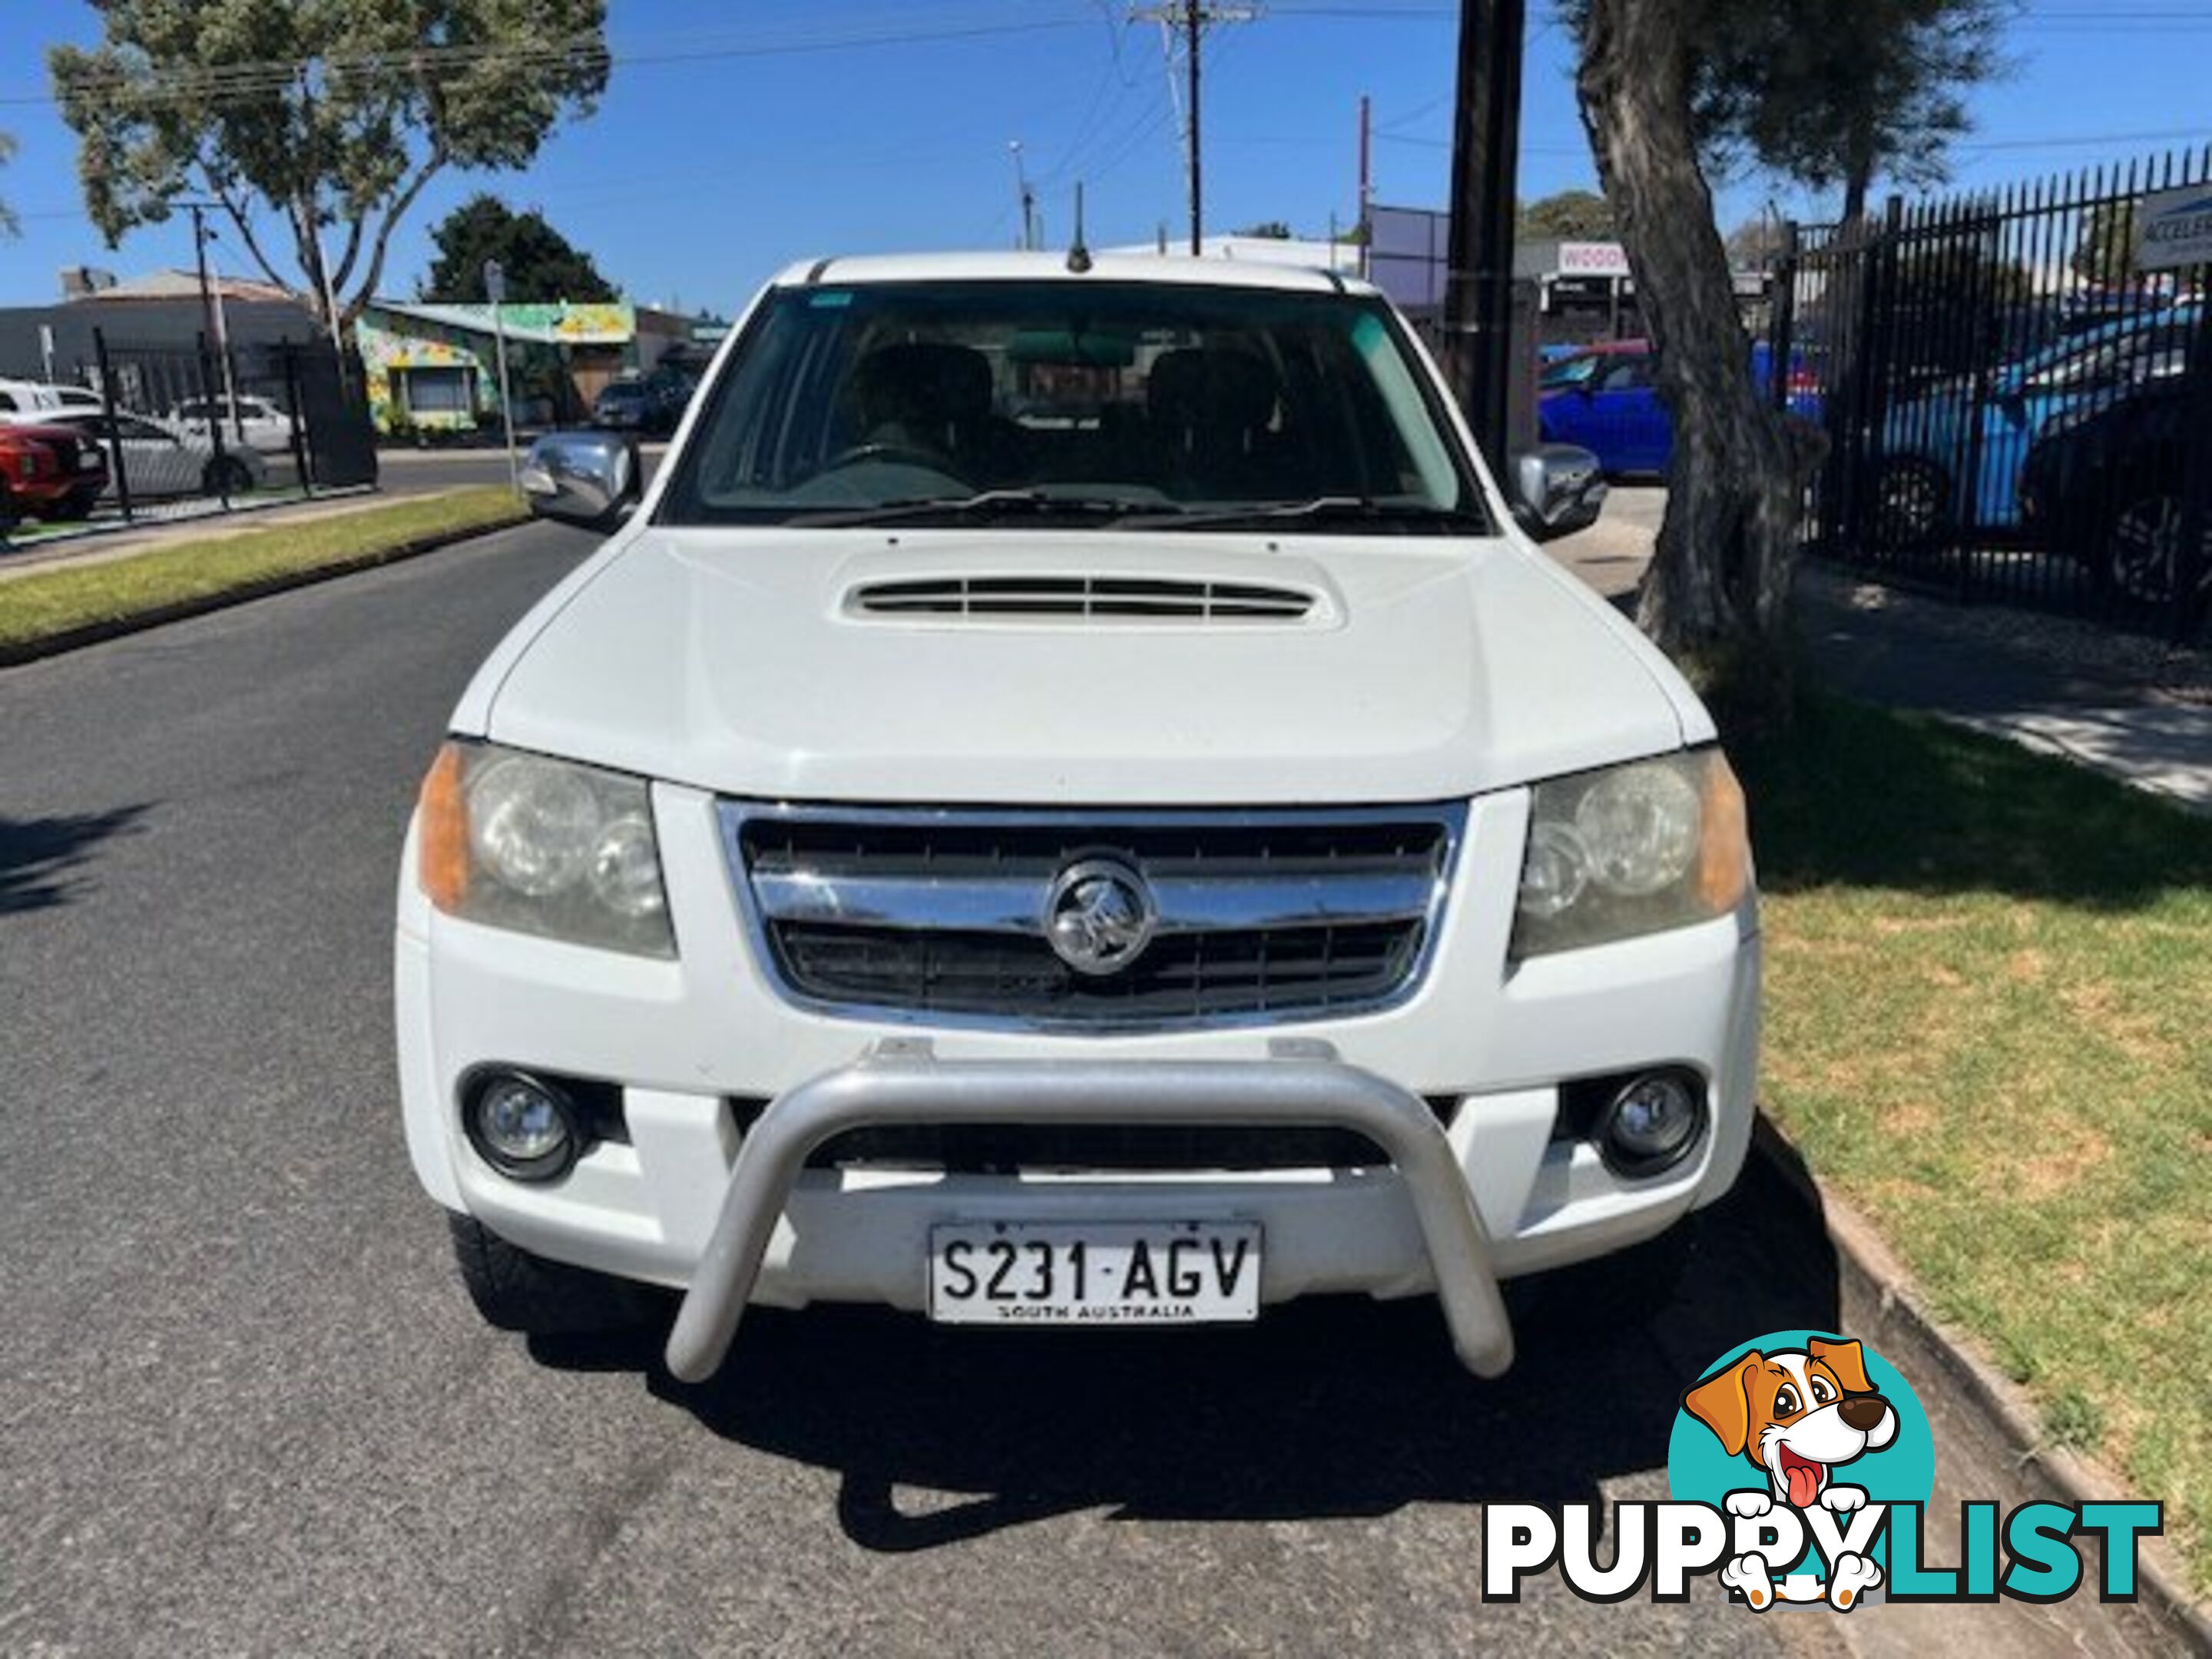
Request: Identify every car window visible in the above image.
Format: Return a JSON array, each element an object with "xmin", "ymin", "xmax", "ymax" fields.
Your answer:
[
  {"xmin": 119, "ymin": 416, "xmax": 175, "ymax": 442},
  {"xmin": 1541, "ymin": 354, "xmax": 1600, "ymax": 389},
  {"xmin": 1598, "ymin": 359, "xmax": 1649, "ymax": 392},
  {"xmin": 660, "ymin": 280, "xmax": 1484, "ymax": 528}
]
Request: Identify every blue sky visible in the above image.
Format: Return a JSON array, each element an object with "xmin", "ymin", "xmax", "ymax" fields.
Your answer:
[{"xmin": 0, "ymin": 0, "xmax": 2206, "ymax": 313}]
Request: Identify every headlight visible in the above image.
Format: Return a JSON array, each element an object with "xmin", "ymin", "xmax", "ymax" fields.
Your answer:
[
  {"xmin": 1511, "ymin": 749, "xmax": 1750, "ymax": 959},
  {"xmin": 415, "ymin": 742, "xmax": 674, "ymax": 957}
]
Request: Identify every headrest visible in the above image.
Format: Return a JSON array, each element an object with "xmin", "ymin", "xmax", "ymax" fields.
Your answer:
[
  {"xmin": 851, "ymin": 341, "xmax": 994, "ymax": 426},
  {"xmin": 1147, "ymin": 347, "xmax": 1277, "ymax": 433}
]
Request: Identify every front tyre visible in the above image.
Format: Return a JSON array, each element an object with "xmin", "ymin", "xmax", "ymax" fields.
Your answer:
[
  {"xmin": 1863, "ymin": 455, "xmax": 1952, "ymax": 557},
  {"xmin": 446, "ymin": 1212, "xmax": 665, "ymax": 1336},
  {"xmin": 201, "ymin": 455, "xmax": 253, "ymax": 498},
  {"xmin": 2100, "ymin": 487, "xmax": 2210, "ymax": 614}
]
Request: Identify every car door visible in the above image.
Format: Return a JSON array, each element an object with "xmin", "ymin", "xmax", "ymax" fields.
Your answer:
[
  {"xmin": 116, "ymin": 416, "xmax": 195, "ymax": 495},
  {"xmin": 1538, "ymin": 353, "xmax": 1602, "ymax": 449},
  {"xmin": 243, "ymin": 399, "xmax": 290, "ymax": 453},
  {"xmin": 1546, "ymin": 355, "xmax": 1642, "ymax": 470},
  {"xmin": 1603, "ymin": 353, "xmax": 1671, "ymax": 472}
]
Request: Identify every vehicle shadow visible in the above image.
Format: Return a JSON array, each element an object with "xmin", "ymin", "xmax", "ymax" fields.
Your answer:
[
  {"xmin": 0, "ymin": 806, "xmax": 150, "ymax": 915},
  {"xmin": 534, "ymin": 1124, "xmax": 1839, "ymax": 1552}
]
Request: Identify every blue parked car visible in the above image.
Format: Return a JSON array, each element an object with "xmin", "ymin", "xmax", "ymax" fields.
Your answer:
[
  {"xmin": 1537, "ymin": 339, "xmax": 1820, "ymax": 475},
  {"xmin": 1866, "ymin": 304, "xmax": 2198, "ymax": 545}
]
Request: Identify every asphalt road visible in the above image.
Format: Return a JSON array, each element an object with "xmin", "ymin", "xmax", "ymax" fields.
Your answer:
[{"xmin": 0, "ymin": 522, "xmax": 2166, "ymax": 1656}]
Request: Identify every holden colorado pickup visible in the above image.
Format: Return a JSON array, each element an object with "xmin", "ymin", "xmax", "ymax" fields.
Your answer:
[{"xmin": 395, "ymin": 250, "xmax": 1759, "ymax": 1382}]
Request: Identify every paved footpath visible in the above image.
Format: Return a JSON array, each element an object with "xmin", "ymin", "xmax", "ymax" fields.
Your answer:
[
  {"xmin": 0, "ymin": 514, "xmax": 2186, "ymax": 1655},
  {"xmin": 1549, "ymin": 488, "xmax": 2211, "ymax": 813}
]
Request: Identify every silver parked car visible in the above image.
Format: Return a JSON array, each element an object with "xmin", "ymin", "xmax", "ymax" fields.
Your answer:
[{"xmin": 42, "ymin": 411, "xmax": 267, "ymax": 499}]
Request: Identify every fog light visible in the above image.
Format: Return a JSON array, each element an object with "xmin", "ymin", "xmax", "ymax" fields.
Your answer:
[
  {"xmin": 1600, "ymin": 1071, "xmax": 1705, "ymax": 1177},
  {"xmin": 466, "ymin": 1071, "xmax": 581, "ymax": 1181}
]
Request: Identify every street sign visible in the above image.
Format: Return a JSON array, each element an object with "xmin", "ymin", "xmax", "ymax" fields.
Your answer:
[
  {"xmin": 483, "ymin": 259, "xmax": 506, "ymax": 303},
  {"xmin": 2136, "ymin": 184, "xmax": 2212, "ymax": 272}
]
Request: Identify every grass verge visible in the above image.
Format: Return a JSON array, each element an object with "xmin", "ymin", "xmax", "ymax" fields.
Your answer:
[
  {"xmin": 0, "ymin": 486, "xmax": 528, "ymax": 652},
  {"xmin": 1736, "ymin": 694, "xmax": 2212, "ymax": 1589}
]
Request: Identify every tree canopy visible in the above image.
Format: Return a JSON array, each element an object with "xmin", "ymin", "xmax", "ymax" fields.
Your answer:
[
  {"xmin": 1518, "ymin": 189, "xmax": 1614, "ymax": 241},
  {"xmin": 51, "ymin": 0, "xmax": 610, "ymax": 325},
  {"xmin": 1689, "ymin": 0, "xmax": 2012, "ymax": 221},
  {"xmin": 422, "ymin": 194, "xmax": 617, "ymax": 303}
]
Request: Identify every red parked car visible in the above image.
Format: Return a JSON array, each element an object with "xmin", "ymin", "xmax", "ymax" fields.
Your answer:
[{"xmin": 0, "ymin": 422, "xmax": 108, "ymax": 525}]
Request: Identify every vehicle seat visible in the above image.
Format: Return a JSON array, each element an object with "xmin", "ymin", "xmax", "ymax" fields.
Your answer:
[
  {"xmin": 845, "ymin": 342, "xmax": 1011, "ymax": 479},
  {"xmin": 1145, "ymin": 347, "xmax": 1287, "ymax": 500}
]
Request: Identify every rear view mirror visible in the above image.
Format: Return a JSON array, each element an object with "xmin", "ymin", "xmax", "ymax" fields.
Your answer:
[
  {"xmin": 1506, "ymin": 443, "xmax": 1607, "ymax": 541},
  {"xmin": 520, "ymin": 430, "xmax": 641, "ymax": 529}
]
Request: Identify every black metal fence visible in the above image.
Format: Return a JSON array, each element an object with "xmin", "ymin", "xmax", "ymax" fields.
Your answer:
[
  {"xmin": 0, "ymin": 331, "xmax": 376, "ymax": 537},
  {"xmin": 1775, "ymin": 144, "xmax": 2212, "ymax": 640}
]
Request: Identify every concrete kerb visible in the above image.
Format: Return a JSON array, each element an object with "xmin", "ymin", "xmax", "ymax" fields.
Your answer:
[
  {"xmin": 0, "ymin": 508, "xmax": 531, "ymax": 669},
  {"xmin": 1801, "ymin": 1138, "xmax": 2212, "ymax": 1651}
]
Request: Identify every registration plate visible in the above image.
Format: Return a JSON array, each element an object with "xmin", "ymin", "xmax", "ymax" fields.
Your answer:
[{"xmin": 928, "ymin": 1221, "xmax": 1262, "ymax": 1326}]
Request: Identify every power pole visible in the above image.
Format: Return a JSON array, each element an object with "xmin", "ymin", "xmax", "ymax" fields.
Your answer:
[
  {"xmin": 186, "ymin": 201, "xmax": 218, "ymax": 358},
  {"xmin": 1442, "ymin": 0, "xmax": 1526, "ymax": 471},
  {"xmin": 1185, "ymin": 0, "xmax": 1203, "ymax": 254},
  {"xmin": 184, "ymin": 200, "xmax": 233, "ymax": 505},
  {"xmin": 1134, "ymin": 2, "xmax": 1255, "ymax": 257},
  {"xmin": 1008, "ymin": 141, "xmax": 1037, "ymax": 250}
]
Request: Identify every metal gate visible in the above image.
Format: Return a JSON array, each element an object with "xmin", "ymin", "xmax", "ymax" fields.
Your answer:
[{"xmin": 1774, "ymin": 145, "xmax": 2212, "ymax": 639}]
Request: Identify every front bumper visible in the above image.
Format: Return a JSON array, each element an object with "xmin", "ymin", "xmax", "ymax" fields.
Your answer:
[
  {"xmin": 664, "ymin": 1045, "xmax": 1512, "ymax": 1382},
  {"xmin": 396, "ymin": 781, "xmax": 1763, "ymax": 1379}
]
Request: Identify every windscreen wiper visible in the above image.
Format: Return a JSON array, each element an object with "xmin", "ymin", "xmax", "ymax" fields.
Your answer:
[
  {"xmin": 788, "ymin": 489, "xmax": 1161, "ymax": 528},
  {"xmin": 1110, "ymin": 495, "xmax": 1490, "ymax": 533}
]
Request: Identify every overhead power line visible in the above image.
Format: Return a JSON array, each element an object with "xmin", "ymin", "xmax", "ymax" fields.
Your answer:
[{"xmin": 6, "ymin": 11, "xmax": 1109, "ymax": 109}]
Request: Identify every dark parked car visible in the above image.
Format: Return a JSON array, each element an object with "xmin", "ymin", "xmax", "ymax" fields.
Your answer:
[
  {"xmin": 2020, "ymin": 353, "xmax": 2208, "ymax": 612},
  {"xmin": 591, "ymin": 369, "xmax": 695, "ymax": 436}
]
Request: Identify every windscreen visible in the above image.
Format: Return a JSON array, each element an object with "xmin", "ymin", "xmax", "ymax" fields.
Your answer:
[{"xmin": 656, "ymin": 280, "xmax": 1484, "ymax": 530}]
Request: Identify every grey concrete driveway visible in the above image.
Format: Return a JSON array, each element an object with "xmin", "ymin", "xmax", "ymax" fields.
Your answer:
[{"xmin": 0, "ymin": 520, "xmax": 2176, "ymax": 1655}]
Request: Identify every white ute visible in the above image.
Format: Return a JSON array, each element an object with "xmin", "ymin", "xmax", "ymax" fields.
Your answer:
[{"xmin": 396, "ymin": 252, "xmax": 1760, "ymax": 1381}]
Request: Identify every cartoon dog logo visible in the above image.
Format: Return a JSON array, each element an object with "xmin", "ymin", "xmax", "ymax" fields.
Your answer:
[{"xmin": 1682, "ymin": 1336, "xmax": 1899, "ymax": 1609}]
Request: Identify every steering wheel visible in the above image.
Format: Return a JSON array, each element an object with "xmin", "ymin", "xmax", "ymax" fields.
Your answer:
[{"xmin": 821, "ymin": 441, "xmax": 957, "ymax": 475}]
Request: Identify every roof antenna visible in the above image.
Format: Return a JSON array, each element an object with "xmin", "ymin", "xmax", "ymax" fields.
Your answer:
[{"xmin": 1067, "ymin": 181, "xmax": 1093, "ymax": 273}]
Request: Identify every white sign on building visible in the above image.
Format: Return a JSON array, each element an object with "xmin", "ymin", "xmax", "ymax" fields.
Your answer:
[
  {"xmin": 1556, "ymin": 241, "xmax": 1632, "ymax": 278},
  {"xmin": 2135, "ymin": 184, "xmax": 2212, "ymax": 272}
]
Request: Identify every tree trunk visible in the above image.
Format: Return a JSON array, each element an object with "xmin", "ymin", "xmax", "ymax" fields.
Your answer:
[{"xmin": 1574, "ymin": 0, "xmax": 1803, "ymax": 664}]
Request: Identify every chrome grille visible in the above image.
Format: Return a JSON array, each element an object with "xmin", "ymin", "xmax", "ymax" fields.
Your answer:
[
  {"xmin": 846, "ymin": 575, "xmax": 1316, "ymax": 621},
  {"xmin": 720, "ymin": 803, "xmax": 1463, "ymax": 1030}
]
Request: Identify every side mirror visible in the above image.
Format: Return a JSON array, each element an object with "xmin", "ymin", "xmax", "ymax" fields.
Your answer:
[
  {"xmin": 1505, "ymin": 443, "xmax": 1607, "ymax": 541},
  {"xmin": 520, "ymin": 430, "xmax": 641, "ymax": 528}
]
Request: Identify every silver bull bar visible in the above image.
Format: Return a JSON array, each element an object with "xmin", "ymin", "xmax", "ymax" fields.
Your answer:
[{"xmin": 663, "ymin": 1040, "xmax": 1515, "ymax": 1382}]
